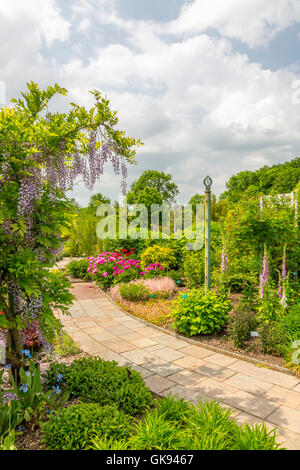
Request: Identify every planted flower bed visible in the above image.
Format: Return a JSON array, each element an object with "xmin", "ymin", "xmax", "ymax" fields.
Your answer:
[
  {"xmin": 65, "ymin": 244, "xmax": 300, "ymax": 375},
  {"xmin": 0, "ymin": 355, "xmax": 285, "ymax": 450}
]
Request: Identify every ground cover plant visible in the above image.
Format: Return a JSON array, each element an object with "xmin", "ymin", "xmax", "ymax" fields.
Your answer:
[
  {"xmin": 0, "ymin": 349, "xmax": 286, "ymax": 450},
  {"xmin": 43, "ymin": 356, "xmax": 153, "ymax": 416}
]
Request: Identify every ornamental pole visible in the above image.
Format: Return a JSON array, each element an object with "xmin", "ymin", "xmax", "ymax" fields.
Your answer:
[{"xmin": 204, "ymin": 176, "xmax": 212, "ymax": 291}]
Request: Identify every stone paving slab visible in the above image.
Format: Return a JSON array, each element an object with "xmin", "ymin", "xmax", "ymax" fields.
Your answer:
[
  {"xmin": 57, "ymin": 282, "xmax": 300, "ymax": 449},
  {"xmin": 224, "ymin": 373, "xmax": 274, "ymax": 396},
  {"xmin": 267, "ymin": 406, "xmax": 300, "ymax": 434}
]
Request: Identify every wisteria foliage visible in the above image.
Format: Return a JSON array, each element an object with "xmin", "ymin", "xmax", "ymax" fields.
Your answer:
[{"xmin": 0, "ymin": 82, "xmax": 141, "ymax": 351}]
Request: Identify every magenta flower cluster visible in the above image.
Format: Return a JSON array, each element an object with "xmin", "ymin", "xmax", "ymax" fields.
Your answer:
[{"xmin": 87, "ymin": 251, "xmax": 164, "ymax": 278}]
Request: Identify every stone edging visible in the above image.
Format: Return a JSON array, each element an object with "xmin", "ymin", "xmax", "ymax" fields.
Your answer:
[{"xmin": 90, "ymin": 282, "xmax": 299, "ymax": 379}]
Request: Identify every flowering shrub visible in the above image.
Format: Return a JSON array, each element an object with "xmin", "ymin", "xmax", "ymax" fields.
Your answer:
[
  {"xmin": 172, "ymin": 289, "xmax": 232, "ymax": 337},
  {"xmin": 87, "ymin": 249, "xmax": 164, "ymax": 289},
  {"xmin": 257, "ymin": 246, "xmax": 295, "ymax": 323},
  {"xmin": 141, "ymin": 245, "xmax": 176, "ymax": 271}
]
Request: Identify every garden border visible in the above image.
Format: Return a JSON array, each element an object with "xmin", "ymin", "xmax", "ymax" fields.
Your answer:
[{"xmin": 92, "ymin": 282, "xmax": 298, "ymax": 378}]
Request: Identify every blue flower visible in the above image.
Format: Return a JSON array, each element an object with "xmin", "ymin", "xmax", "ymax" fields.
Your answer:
[
  {"xmin": 182, "ymin": 294, "xmax": 188, "ymax": 299},
  {"xmin": 21, "ymin": 349, "xmax": 32, "ymax": 359},
  {"xmin": 56, "ymin": 373, "xmax": 63, "ymax": 382},
  {"xmin": 19, "ymin": 384, "xmax": 28, "ymax": 393},
  {"xmin": 52, "ymin": 385, "xmax": 61, "ymax": 395},
  {"xmin": 4, "ymin": 364, "xmax": 12, "ymax": 369}
]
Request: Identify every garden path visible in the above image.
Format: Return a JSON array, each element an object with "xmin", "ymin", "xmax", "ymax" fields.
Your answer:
[{"xmin": 56, "ymin": 281, "xmax": 300, "ymax": 450}]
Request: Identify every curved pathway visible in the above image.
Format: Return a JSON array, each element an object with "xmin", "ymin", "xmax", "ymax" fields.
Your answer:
[{"xmin": 56, "ymin": 281, "xmax": 300, "ymax": 450}]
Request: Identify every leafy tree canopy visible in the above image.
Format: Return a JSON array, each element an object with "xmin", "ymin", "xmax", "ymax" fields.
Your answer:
[
  {"xmin": 126, "ymin": 170, "xmax": 179, "ymax": 206},
  {"xmin": 220, "ymin": 157, "xmax": 300, "ymax": 202},
  {"xmin": 89, "ymin": 193, "xmax": 111, "ymax": 207}
]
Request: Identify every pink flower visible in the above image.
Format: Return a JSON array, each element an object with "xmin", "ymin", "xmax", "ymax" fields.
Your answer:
[{"xmin": 102, "ymin": 272, "xmax": 108, "ymax": 277}]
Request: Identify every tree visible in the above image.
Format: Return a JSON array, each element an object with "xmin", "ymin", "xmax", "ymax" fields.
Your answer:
[
  {"xmin": 188, "ymin": 194, "xmax": 204, "ymax": 215},
  {"xmin": 220, "ymin": 157, "xmax": 300, "ymax": 202},
  {"xmin": 189, "ymin": 193, "xmax": 217, "ymax": 220},
  {"xmin": 126, "ymin": 170, "xmax": 179, "ymax": 206},
  {"xmin": 89, "ymin": 192, "xmax": 111, "ymax": 208},
  {"xmin": 0, "ymin": 82, "xmax": 141, "ymax": 379}
]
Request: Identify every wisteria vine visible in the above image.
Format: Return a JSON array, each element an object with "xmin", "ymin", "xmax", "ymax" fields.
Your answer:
[{"xmin": 0, "ymin": 122, "xmax": 129, "ymax": 327}]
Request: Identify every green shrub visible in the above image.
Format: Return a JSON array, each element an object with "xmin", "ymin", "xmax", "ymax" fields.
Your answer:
[
  {"xmin": 228, "ymin": 310, "xmax": 258, "ymax": 349},
  {"xmin": 129, "ymin": 409, "xmax": 185, "ymax": 450},
  {"xmin": 258, "ymin": 322, "xmax": 286, "ymax": 355},
  {"xmin": 156, "ymin": 395, "xmax": 191, "ymax": 425},
  {"xmin": 172, "ymin": 289, "xmax": 232, "ymax": 337},
  {"xmin": 164, "ymin": 269, "xmax": 185, "ymax": 287},
  {"xmin": 235, "ymin": 423, "xmax": 284, "ymax": 450},
  {"xmin": 41, "ymin": 403, "xmax": 132, "ymax": 450},
  {"xmin": 184, "ymin": 250, "xmax": 205, "ymax": 288},
  {"xmin": 182, "ymin": 400, "xmax": 283, "ymax": 450},
  {"xmin": 119, "ymin": 283, "xmax": 151, "ymax": 302},
  {"xmin": 43, "ymin": 362, "xmax": 70, "ymax": 387},
  {"xmin": 44, "ymin": 357, "xmax": 153, "ymax": 415},
  {"xmin": 0, "ymin": 400, "xmax": 23, "ymax": 439},
  {"xmin": 89, "ymin": 395, "xmax": 283, "ymax": 450},
  {"xmin": 53, "ymin": 332, "xmax": 81, "ymax": 357},
  {"xmin": 90, "ymin": 436, "xmax": 130, "ymax": 450},
  {"xmin": 66, "ymin": 259, "xmax": 92, "ymax": 280},
  {"xmin": 141, "ymin": 245, "xmax": 176, "ymax": 271},
  {"xmin": 278, "ymin": 303, "xmax": 300, "ymax": 341},
  {"xmin": 0, "ymin": 430, "xmax": 17, "ymax": 450},
  {"xmin": 183, "ymin": 399, "xmax": 240, "ymax": 450}
]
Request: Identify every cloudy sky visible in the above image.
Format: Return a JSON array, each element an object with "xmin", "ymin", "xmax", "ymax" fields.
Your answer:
[{"xmin": 1, "ymin": 0, "xmax": 300, "ymax": 205}]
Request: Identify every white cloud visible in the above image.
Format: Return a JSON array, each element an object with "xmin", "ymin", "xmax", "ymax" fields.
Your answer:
[
  {"xmin": 164, "ymin": 0, "xmax": 300, "ymax": 48},
  {"xmin": 0, "ymin": 0, "xmax": 70, "ymax": 47},
  {"xmin": 1, "ymin": 0, "xmax": 300, "ymax": 204}
]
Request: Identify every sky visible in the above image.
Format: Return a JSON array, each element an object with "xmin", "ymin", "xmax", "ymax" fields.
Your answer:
[{"xmin": 1, "ymin": 0, "xmax": 300, "ymax": 205}]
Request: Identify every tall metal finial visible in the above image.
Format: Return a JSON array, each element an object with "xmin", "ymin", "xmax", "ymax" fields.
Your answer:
[
  {"xmin": 203, "ymin": 175, "xmax": 212, "ymax": 291},
  {"xmin": 203, "ymin": 176, "xmax": 213, "ymax": 191}
]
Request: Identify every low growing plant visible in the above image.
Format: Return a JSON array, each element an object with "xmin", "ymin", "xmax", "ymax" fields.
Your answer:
[
  {"xmin": 44, "ymin": 357, "xmax": 153, "ymax": 415},
  {"xmin": 53, "ymin": 332, "xmax": 81, "ymax": 357},
  {"xmin": 119, "ymin": 283, "xmax": 151, "ymax": 302},
  {"xmin": 172, "ymin": 290, "xmax": 232, "ymax": 337},
  {"xmin": 42, "ymin": 403, "xmax": 132, "ymax": 450},
  {"xmin": 66, "ymin": 259, "xmax": 92, "ymax": 280},
  {"xmin": 227, "ymin": 310, "xmax": 258, "ymax": 349},
  {"xmin": 10, "ymin": 361, "xmax": 69, "ymax": 428}
]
